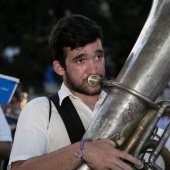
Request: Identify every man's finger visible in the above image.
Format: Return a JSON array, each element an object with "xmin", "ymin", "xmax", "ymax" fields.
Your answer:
[{"xmin": 112, "ymin": 136, "xmax": 125, "ymax": 148}]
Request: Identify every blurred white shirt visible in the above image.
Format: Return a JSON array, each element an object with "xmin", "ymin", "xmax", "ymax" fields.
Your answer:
[{"xmin": 0, "ymin": 105, "xmax": 12, "ymax": 142}]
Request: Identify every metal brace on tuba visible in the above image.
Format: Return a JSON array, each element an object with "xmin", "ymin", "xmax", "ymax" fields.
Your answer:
[{"xmin": 78, "ymin": 0, "xmax": 170, "ymax": 169}]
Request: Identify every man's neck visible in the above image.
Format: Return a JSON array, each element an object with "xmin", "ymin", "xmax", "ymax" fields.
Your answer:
[{"xmin": 72, "ymin": 92, "xmax": 100, "ymax": 110}]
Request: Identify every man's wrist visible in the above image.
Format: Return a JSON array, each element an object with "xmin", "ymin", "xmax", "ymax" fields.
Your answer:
[{"xmin": 74, "ymin": 140, "xmax": 87, "ymax": 163}]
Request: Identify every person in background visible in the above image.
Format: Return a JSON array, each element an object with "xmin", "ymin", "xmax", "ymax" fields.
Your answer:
[
  {"xmin": 0, "ymin": 105, "xmax": 12, "ymax": 170},
  {"xmin": 2, "ymin": 91, "xmax": 20, "ymax": 118},
  {"xmin": 1, "ymin": 91, "xmax": 20, "ymax": 139},
  {"xmin": 8, "ymin": 14, "xmax": 142, "ymax": 170}
]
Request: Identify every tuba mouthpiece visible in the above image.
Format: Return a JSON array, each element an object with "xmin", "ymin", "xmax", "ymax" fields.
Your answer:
[{"xmin": 88, "ymin": 75, "xmax": 101, "ymax": 87}]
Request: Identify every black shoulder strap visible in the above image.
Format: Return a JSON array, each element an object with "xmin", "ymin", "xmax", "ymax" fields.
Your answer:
[{"xmin": 47, "ymin": 92, "xmax": 85, "ymax": 143}]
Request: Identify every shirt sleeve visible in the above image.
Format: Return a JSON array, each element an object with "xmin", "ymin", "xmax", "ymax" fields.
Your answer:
[{"xmin": 8, "ymin": 97, "xmax": 50, "ymax": 165}]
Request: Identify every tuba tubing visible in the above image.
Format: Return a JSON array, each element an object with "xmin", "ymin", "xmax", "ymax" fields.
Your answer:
[{"xmin": 78, "ymin": 0, "xmax": 170, "ymax": 169}]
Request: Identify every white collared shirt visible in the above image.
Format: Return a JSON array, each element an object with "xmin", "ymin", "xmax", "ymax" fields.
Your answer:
[{"xmin": 8, "ymin": 83, "xmax": 106, "ymax": 166}]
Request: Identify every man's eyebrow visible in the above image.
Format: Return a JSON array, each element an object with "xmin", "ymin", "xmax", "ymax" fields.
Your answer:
[
  {"xmin": 73, "ymin": 50, "xmax": 104, "ymax": 61},
  {"xmin": 73, "ymin": 53, "xmax": 87, "ymax": 61},
  {"xmin": 95, "ymin": 49, "xmax": 104, "ymax": 54}
]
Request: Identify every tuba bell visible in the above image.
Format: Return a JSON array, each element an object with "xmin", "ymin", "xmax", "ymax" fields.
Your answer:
[{"xmin": 78, "ymin": 0, "xmax": 170, "ymax": 169}]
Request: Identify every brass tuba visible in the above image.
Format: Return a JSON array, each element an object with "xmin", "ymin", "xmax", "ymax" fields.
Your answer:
[{"xmin": 78, "ymin": 0, "xmax": 170, "ymax": 169}]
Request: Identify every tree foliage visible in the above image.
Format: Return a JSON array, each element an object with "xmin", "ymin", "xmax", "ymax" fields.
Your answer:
[{"xmin": 0, "ymin": 0, "xmax": 152, "ymax": 94}]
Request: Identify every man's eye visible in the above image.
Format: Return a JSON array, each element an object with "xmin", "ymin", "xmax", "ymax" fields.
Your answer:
[
  {"xmin": 77, "ymin": 59, "xmax": 84, "ymax": 64},
  {"xmin": 96, "ymin": 55, "xmax": 103, "ymax": 60}
]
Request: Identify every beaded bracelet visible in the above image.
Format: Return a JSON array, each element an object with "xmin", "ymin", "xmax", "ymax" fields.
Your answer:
[{"xmin": 74, "ymin": 140, "xmax": 87, "ymax": 163}]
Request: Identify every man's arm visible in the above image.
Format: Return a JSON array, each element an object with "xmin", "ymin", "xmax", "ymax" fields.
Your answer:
[
  {"xmin": 11, "ymin": 138, "xmax": 141, "ymax": 170},
  {"xmin": 11, "ymin": 142, "xmax": 82, "ymax": 170},
  {"xmin": 0, "ymin": 141, "xmax": 12, "ymax": 159}
]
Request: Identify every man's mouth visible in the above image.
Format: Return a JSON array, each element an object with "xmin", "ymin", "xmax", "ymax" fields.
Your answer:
[{"xmin": 87, "ymin": 74, "xmax": 101, "ymax": 87}]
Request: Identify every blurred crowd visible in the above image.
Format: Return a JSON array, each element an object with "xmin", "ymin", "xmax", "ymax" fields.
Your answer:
[{"xmin": 2, "ymin": 91, "xmax": 28, "ymax": 136}]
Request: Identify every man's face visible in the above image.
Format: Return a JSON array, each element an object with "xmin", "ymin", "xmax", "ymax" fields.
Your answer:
[{"xmin": 63, "ymin": 39, "xmax": 105, "ymax": 96}]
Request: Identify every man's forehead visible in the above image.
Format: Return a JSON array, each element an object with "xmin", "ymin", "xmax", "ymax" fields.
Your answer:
[
  {"xmin": 65, "ymin": 39, "xmax": 103, "ymax": 57},
  {"xmin": 65, "ymin": 46, "xmax": 84, "ymax": 57}
]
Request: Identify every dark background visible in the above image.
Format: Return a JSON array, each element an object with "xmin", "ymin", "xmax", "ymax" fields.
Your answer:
[{"xmin": 0, "ymin": 0, "xmax": 153, "ymax": 96}]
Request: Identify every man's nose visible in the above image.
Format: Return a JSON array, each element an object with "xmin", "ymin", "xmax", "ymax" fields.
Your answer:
[{"xmin": 88, "ymin": 60, "xmax": 97, "ymax": 74}]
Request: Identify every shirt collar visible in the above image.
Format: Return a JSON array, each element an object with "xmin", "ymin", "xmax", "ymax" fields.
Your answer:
[
  {"xmin": 58, "ymin": 83, "xmax": 72, "ymax": 105},
  {"xmin": 58, "ymin": 82, "xmax": 107, "ymax": 106}
]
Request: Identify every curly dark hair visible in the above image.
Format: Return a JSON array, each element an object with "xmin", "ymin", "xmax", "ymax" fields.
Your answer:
[{"xmin": 49, "ymin": 14, "xmax": 103, "ymax": 68}]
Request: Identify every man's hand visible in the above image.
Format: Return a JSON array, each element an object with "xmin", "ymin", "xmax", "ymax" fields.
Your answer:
[{"xmin": 82, "ymin": 137, "xmax": 142, "ymax": 170}]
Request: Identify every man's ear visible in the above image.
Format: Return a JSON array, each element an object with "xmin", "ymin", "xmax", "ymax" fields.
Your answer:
[{"xmin": 53, "ymin": 60, "xmax": 65, "ymax": 76}]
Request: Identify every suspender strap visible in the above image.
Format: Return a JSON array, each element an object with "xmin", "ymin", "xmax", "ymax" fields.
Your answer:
[{"xmin": 47, "ymin": 92, "xmax": 85, "ymax": 143}]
